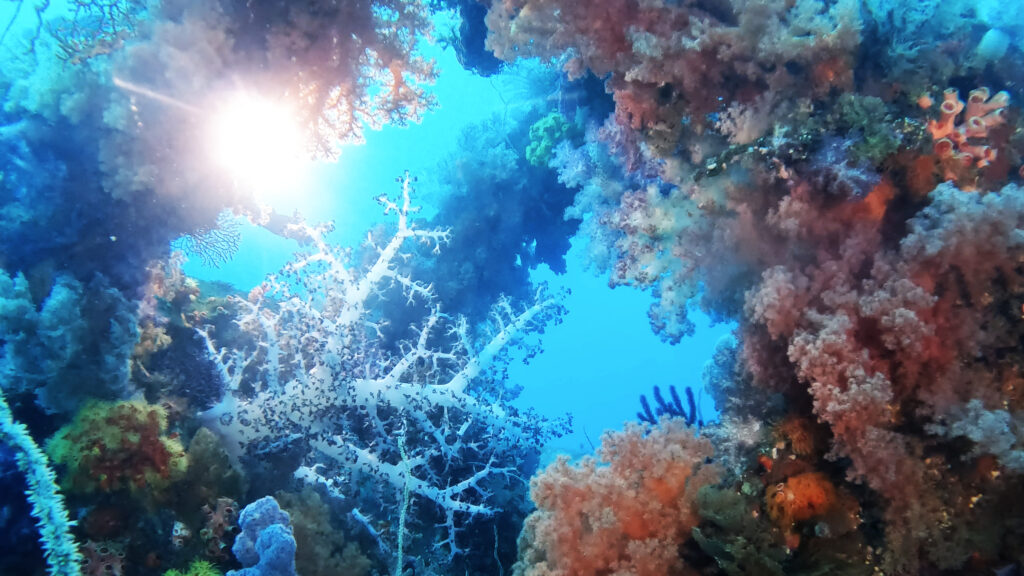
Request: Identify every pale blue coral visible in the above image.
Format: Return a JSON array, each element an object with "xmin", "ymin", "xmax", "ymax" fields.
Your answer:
[
  {"xmin": 0, "ymin": 387, "xmax": 82, "ymax": 576},
  {"xmin": 0, "ymin": 270, "xmax": 137, "ymax": 414}
]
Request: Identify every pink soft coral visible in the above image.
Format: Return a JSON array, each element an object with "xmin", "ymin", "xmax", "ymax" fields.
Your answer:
[
  {"xmin": 739, "ymin": 181, "xmax": 1024, "ymax": 572},
  {"xmin": 513, "ymin": 418, "xmax": 719, "ymax": 576}
]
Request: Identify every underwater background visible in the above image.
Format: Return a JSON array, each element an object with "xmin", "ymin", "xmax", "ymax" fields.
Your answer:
[{"xmin": 1, "ymin": 0, "xmax": 1023, "ymax": 575}]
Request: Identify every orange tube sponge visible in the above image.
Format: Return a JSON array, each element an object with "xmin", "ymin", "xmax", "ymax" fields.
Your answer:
[
  {"xmin": 965, "ymin": 88, "xmax": 1009, "ymax": 119},
  {"xmin": 926, "ymin": 86, "xmax": 1010, "ymax": 170},
  {"xmin": 927, "ymin": 88, "xmax": 963, "ymax": 140},
  {"xmin": 513, "ymin": 418, "xmax": 719, "ymax": 576}
]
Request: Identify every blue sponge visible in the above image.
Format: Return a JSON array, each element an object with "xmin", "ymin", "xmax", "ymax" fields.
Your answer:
[{"xmin": 228, "ymin": 496, "xmax": 297, "ymax": 576}]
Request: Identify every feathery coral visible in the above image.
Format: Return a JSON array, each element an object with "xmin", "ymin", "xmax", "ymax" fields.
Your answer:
[
  {"xmin": 513, "ymin": 418, "xmax": 718, "ymax": 575},
  {"xmin": 0, "ymin": 386, "xmax": 83, "ymax": 576}
]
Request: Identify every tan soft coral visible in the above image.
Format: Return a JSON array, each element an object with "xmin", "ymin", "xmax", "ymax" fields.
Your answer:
[
  {"xmin": 512, "ymin": 418, "xmax": 719, "ymax": 576},
  {"xmin": 277, "ymin": 487, "xmax": 371, "ymax": 576}
]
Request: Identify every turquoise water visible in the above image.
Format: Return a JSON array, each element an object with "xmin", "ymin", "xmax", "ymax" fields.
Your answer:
[{"xmin": 1, "ymin": 1, "xmax": 1022, "ymax": 575}]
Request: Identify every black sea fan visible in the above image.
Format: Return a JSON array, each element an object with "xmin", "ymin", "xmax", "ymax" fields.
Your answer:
[{"xmin": 637, "ymin": 384, "xmax": 702, "ymax": 428}]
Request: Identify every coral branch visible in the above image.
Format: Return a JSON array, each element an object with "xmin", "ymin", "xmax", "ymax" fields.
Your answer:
[{"xmin": 198, "ymin": 174, "xmax": 566, "ymax": 566}]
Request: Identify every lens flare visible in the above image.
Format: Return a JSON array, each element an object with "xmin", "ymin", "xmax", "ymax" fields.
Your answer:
[{"xmin": 209, "ymin": 93, "xmax": 310, "ymax": 206}]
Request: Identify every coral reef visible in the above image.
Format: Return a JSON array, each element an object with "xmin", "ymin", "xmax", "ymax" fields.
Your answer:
[
  {"xmin": 512, "ymin": 418, "xmax": 718, "ymax": 575},
  {"xmin": 197, "ymin": 174, "xmax": 567, "ymax": 571},
  {"xmin": 486, "ymin": 0, "xmax": 862, "ymax": 148},
  {"xmin": 494, "ymin": 2, "xmax": 1024, "ymax": 574},
  {"xmin": 2, "ymin": 1, "xmax": 1024, "ymax": 575},
  {"xmin": 46, "ymin": 400, "xmax": 188, "ymax": 497}
]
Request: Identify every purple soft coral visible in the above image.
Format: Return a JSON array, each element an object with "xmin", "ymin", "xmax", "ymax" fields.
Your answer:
[{"xmin": 803, "ymin": 137, "xmax": 882, "ymax": 200}]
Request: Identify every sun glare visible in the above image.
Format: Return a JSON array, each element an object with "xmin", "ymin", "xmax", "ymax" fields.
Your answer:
[{"xmin": 209, "ymin": 93, "xmax": 311, "ymax": 207}]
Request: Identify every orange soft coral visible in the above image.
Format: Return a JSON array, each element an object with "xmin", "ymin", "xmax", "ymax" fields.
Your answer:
[{"xmin": 512, "ymin": 418, "xmax": 719, "ymax": 576}]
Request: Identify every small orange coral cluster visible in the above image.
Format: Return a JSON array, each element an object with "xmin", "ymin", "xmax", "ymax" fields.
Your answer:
[
  {"xmin": 513, "ymin": 418, "xmax": 718, "ymax": 576},
  {"xmin": 925, "ymin": 87, "xmax": 1009, "ymax": 168},
  {"xmin": 759, "ymin": 418, "xmax": 860, "ymax": 550},
  {"xmin": 764, "ymin": 471, "xmax": 860, "ymax": 550},
  {"xmin": 766, "ymin": 472, "xmax": 836, "ymax": 527}
]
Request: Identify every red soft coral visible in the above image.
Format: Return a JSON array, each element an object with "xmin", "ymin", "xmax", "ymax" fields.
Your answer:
[{"xmin": 486, "ymin": 0, "xmax": 861, "ymax": 126}]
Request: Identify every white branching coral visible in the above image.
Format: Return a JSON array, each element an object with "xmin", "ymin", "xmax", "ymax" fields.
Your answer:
[{"xmin": 198, "ymin": 173, "xmax": 567, "ymax": 561}]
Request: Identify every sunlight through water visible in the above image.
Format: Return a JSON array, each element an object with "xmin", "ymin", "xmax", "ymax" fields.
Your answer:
[{"xmin": 207, "ymin": 92, "xmax": 312, "ymax": 207}]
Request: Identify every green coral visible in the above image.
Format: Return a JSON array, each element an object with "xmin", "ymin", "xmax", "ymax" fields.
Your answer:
[
  {"xmin": 176, "ymin": 427, "xmax": 246, "ymax": 520},
  {"xmin": 525, "ymin": 112, "xmax": 574, "ymax": 167},
  {"xmin": 46, "ymin": 400, "xmax": 188, "ymax": 497},
  {"xmin": 163, "ymin": 559, "xmax": 222, "ymax": 576},
  {"xmin": 693, "ymin": 484, "xmax": 787, "ymax": 576},
  {"xmin": 830, "ymin": 94, "xmax": 904, "ymax": 165}
]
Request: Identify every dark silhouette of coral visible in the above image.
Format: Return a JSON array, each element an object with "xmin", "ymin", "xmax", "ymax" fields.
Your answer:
[{"xmin": 637, "ymin": 384, "xmax": 701, "ymax": 428}]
